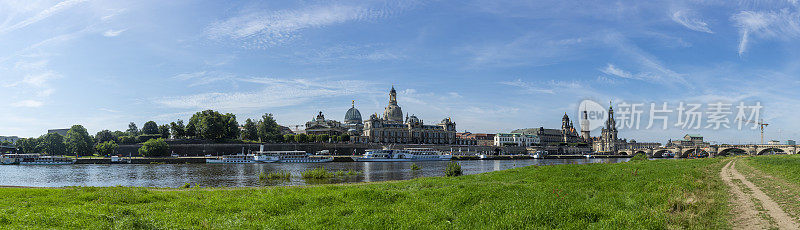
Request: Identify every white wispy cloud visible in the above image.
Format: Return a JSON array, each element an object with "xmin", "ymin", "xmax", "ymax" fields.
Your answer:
[
  {"xmin": 102, "ymin": 29, "xmax": 127, "ymax": 37},
  {"xmin": 601, "ymin": 64, "xmax": 635, "ymax": 79},
  {"xmin": 11, "ymin": 100, "xmax": 44, "ymax": 108},
  {"xmin": 671, "ymin": 10, "xmax": 713, "ymax": 33},
  {"xmin": 0, "ymin": 0, "xmax": 89, "ymax": 34},
  {"xmin": 732, "ymin": 10, "xmax": 800, "ymax": 56},
  {"xmin": 206, "ymin": 2, "xmax": 419, "ymax": 48},
  {"xmin": 500, "ymin": 78, "xmax": 589, "ymax": 95},
  {"xmin": 157, "ymin": 77, "xmax": 375, "ymax": 111},
  {"xmin": 173, "ymin": 71, "xmax": 237, "ymax": 87},
  {"xmin": 602, "ymin": 32, "xmax": 689, "ymax": 86}
]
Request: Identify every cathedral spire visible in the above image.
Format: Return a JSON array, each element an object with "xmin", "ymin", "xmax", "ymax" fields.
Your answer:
[{"xmin": 389, "ymin": 86, "xmax": 398, "ymax": 105}]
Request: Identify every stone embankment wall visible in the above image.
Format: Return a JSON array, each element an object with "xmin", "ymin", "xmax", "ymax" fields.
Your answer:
[{"xmin": 116, "ymin": 139, "xmax": 527, "ymax": 156}]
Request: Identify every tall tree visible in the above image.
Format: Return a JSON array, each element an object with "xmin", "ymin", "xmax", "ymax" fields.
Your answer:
[
  {"xmin": 170, "ymin": 120, "xmax": 186, "ymax": 139},
  {"xmin": 138, "ymin": 138, "xmax": 170, "ymax": 157},
  {"xmin": 187, "ymin": 110, "xmax": 239, "ymax": 140},
  {"xmin": 158, "ymin": 124, "xmax": 171, "ymax": 139},
  {"xmin": 94, "ymin": 141, "xmax": 118, "ymax": 156},
  {"xmin": 241, "ymin": 118, "xmax": 258, "ymax": 141},
  {"xmin": 16, "ymin": 138, "xmax": 40, "ymax": 153},
  {"xmin": 141, "ymin": 121, "xmax": 159, "ymax": 135},
  {"xmin": 226, "ymin": 114, "xmax": 240, "ymax": 140},
  {"xmin": 257, "ymin": 113, "xmax": 282, "ymax": 143},
  {"xmin": 95, "ymin": 130, "xmax": 115, "ymax": 143},
  {"xmin": 37, "ymin": 133, "xmax": 67, "ymax": 155},
  {"xmin": 65, "ymin": 125, "xmax": 94, "ymax": 156},
  {"xmin": 127, "ymin": 122, "xmax": 139, "ymax": 136}
]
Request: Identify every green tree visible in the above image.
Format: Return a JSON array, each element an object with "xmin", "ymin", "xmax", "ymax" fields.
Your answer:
[
  {"xmin": 307, "ymin": 134, "xmax": 317, "ymax": 143},
  {"xmin": 141, "ymin": 121, "xmax": 159, "ymax": 135},
  {"xmin": 241, "ymin": 118, "xmax": 259, "ymax": 141},
  {"xmin": 118, "ymin": 136, "xmax": 136, "ymax": 144},
  {"xmin": 127, "ymin": 122, "xmax": 139, "ymax": 136},
  {"xmin": 187, "ymin": 110, "xmax": 240, "ymax": 140},
  {"xmin": 66, "ymin": 125, "xmax": 94, "ymax": 156},
  {"xmin": 138, "ymin": 138, "xmax": 170, "ymax": 157},
  {"xmin": 341, "ymin": 134, "xmax": 351, "ymax": 142},
  {"xmin": 257, "ymin": 113, "xmax": 282, "ymax": 143},
  {"xmin": 94, "ymin": 141, "xmax": 118, "ymax": 156},
  {"xmin": 16, "ymin": 138, "xmax": 40, "ymax": 153},
  {"xmin": 320, "ymin": 134, "xmax": 331, "ymax": 143},
  {"xmin": 295, "ymin": 133, "xmax": 309, "ymax": 143},
  {"xmin": 158, "ymin": 124, "xmax": 171, "ymax": 139},
  {"xmin": 95, "ymin": 130, "xmax": 115, "ymax": 143},
  {"xmin": 37, "ymin": 133, "xmax": 67, "ymax": 155},
  {"xmin": 225, "ymin": 114, "xmax": 240, "ymax": 140},
  {"xmin": 185, "ymin": 121, "xmax": 196, "ymax": 139},
  {"xmin": 170, "ymin": 120, "xmax": 186, "ymax": 139},
  {"xmin": 111, "ymin": 131, "xmax": 126, "ymax": 140},
  {"xmin": 283, "ymin": 134, "xmax": 295, "ymax": 143}
]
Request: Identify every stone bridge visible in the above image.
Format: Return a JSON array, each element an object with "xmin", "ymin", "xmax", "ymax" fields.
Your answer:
[{"xmin": 617, "ymin": 144, "xmax": 798, "ymax": 158}]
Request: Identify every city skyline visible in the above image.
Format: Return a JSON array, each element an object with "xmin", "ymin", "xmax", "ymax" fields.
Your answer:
[{"xmin": 2, "ymin": 0, "xmax": 800, "ymax": 144}]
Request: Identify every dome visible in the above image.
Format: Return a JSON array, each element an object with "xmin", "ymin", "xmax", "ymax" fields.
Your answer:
[
  {"xmin": 345, "ymin": 101, "xmax": 362, "ymax": 124},
  {"xmin": 384, "ymin": 105, "xmax": 403, "ymax": 122},
  {"xmin": 408, "ymin": 115, "xmax": 420, "ymax": 123},
  {"xmin": 345, "ymin": 107, "xmax": 362, "ymax": 124}
]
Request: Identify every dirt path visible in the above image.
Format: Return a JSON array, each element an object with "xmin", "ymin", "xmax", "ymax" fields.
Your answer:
[{"xmin": 720, "ymin": 159, "xmax": 800, "ymax": 229}]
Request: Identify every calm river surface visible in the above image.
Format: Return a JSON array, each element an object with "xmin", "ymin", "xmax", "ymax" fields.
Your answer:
[{"xmin": 0, "ymin": 158, "xmax": 629, "ymax": 188}]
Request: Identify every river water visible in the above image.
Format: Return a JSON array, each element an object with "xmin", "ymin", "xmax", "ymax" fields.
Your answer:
[{"xmin": 0, "ymin": 158, "xmax": 629, "ymax": 188}]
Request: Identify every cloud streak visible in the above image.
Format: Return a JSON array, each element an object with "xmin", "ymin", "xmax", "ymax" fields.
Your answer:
[
  {"xmin": 206, "ymin": 2, "xmax": 419, "ymax": 48},
  {"xmin": 732, "ymin": 10, "xmax": 800, "ymax": 56},
  {"xmin": 102, "ymin": 29, "xmax": 127, "ymax": 37},
  {"xmin": 671, "ymin": 10, "xmax": 714, "ymax": 33},
  {"xmin": 157, "ymin": 77, "xmax": 375, "ymax": 111},
  {"xmin": 0, "ymin": 0, "xmax": 89, "ymax": 34}
]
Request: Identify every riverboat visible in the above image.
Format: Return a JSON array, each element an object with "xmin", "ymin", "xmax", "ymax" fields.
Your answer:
[
  {"xmin": 352, "ymin": 148, "xmax": 452, "ymax": 162},
  {"xmin": 259, "ymin": 151, "xmax": 333, "ymax": 163},
  {"xmin": 19, "ymin": 156, "xmax": 77, "ymax": 165},
  {"xmin": 206, "ymin": 154, "xmax": 271, "ymax": 164}
]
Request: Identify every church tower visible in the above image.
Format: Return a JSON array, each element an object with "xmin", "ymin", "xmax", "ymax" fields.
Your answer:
[
  {"xmin": 383, "ymin": 86, "xmax": 404, "ymax": 122},
  {"xmin": 581, "ymin": 110, "xmax": 591, "ymax": 142}
]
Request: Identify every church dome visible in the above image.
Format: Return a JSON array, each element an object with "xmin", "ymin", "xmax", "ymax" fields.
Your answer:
[
  {"xmin": 384, "ymin": 105, "xmax": 403, "ymax": 122},
  {"xmin": 345, "ymin": 106, "xmax": 362, "ymax": 124}
]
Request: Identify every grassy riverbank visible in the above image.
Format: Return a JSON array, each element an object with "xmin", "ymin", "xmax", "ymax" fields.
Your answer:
[
  {"xmin": 0, "ymin": 158, "xmax": 731, "ymax": 229},
  {"xmin": 739, "ymin": 154, "xmax": 800, "ymax": 220}
]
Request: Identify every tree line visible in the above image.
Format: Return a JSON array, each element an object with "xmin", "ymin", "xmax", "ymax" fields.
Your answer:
[{"xmin": 11, "ymin": 110, "xmax": 355, "ymax": 156}]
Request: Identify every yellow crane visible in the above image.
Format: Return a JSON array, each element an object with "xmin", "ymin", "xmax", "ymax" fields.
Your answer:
[{"xmin": 737, "ymin": 118, "xmax": 769, "ymax": 145}]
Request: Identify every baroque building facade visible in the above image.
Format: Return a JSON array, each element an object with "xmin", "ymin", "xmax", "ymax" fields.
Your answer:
[
  {"xmin": 362, "ymin": 87, "xmax": 457, "ymax": 144},
  {"xmin": 304, "ymin": 112, "xmax": 346, "ymax": 136},
  {"xmin": 593, "ymin": 103, "xmax": 620, "ymax": 153}
]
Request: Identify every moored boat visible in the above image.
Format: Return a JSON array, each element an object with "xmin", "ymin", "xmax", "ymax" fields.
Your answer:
[
  {"xmin": 19, "ymin": 155, "xmax": 76, "ymax": 165},
  {"xmin": 206, "ymin": 154, "xmax": 265, "ymax": 164},
  {"xmin": 259, "ymin": 151, "xmax": 333, "ymax": 163},
  {"xmin": 352, "ymin": 148, "xmax": 452, "ymax": 162}
]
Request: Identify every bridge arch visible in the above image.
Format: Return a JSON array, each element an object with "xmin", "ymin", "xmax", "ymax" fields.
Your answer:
[
  {"xmin": 634, "ymin": 150, "xmax": 647, "ymax": 156},
  {"xmin": 757, "ymin": 148, "xmax": 786, "ymax": 155},
  {"xmin": 681, "ymin": 148, "xmax": 708, "ymax": 158},
  {"xmin": 717, "ymin": 148, "xmax": 748, "ymax": 156}
]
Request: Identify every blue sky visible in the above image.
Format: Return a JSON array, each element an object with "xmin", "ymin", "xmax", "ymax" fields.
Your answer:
[{"xmin": 2, "ymin": 0, "xmax": 800, "ymax": 144}]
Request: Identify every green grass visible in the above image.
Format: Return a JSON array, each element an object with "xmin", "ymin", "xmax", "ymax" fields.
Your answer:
[
  {"xmin": 739, "ymin": 154, "xmax": 800, "ymax": 219},
  {"xmin": 741, "ymin": 154, "xmax": 800, "ymax": 186},
  {"xmin": 0, "ymin": 158, "xmax": 731, "ymax": 229}
]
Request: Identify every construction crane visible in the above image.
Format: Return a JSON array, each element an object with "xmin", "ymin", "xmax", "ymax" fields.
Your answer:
[{"xmin": 737, "ymin": 118, "xmax": 769, "ymax": 145}]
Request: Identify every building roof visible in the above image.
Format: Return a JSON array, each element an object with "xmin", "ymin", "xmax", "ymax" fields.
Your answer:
[
  {"xmin": 685, "ymin": 134, "xmax": 703, "ymax": 138},
  {"xmin": 344, "ymin": 101, "xmax": 362, "ymax": 124}
]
